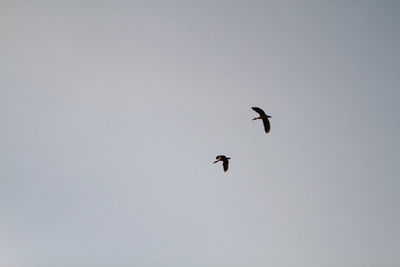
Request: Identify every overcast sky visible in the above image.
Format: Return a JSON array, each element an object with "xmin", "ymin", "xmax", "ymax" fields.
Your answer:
[{"xmin": 1, "ymin": 1, "xmax": 400, "ymax": 266}]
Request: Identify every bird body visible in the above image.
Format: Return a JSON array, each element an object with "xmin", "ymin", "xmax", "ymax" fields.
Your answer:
[
  {"xmin": 252, "ymin": 107, "xmax": 271, "ymax": 133},
  {"xmin": 213, "ymin": 155, "xmax": 231, "ymax": 172}
]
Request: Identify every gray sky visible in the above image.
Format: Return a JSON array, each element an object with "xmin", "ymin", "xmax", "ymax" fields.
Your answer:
[{"xmin": 1, "ymin": 1, "xmax": 400, "ymax": 266}]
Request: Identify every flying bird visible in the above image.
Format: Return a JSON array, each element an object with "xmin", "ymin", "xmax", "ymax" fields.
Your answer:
[
  {"xmin": 213, "ymin": 155, "xmax": 231, "ymax": 172},
  {"xmin": 252, "ymin": 107, "xmax": 271, "ymax": 133}
]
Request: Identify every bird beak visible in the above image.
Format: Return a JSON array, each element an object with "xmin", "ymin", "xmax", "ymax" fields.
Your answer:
[
  {"xmin": 252, "ymin": 118, "xmax": 258, "ymax": 121},
  {"xmin": 213, "ymin": 160, "xmax": 219, "ymax": 164}
]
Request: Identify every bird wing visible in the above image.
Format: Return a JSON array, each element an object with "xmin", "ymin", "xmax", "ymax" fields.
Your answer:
[
  {"xmin": 222, "ymin": 159, "xmax": 229, "ymax": 172},
  {"xmin": 216, "ymin": 155, "xmax": 225, "ymax": 160},
  {"xmin": 262, "ymin": 117, "xmax": 271, "ymax": 133},
  {"xmin": 252, "ymin": 107, "xmax": 266, "ymax": 116}
]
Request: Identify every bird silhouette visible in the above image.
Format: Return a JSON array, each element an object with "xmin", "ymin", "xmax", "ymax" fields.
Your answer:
[
  {"xmin": 213, "ymin": 155, "xmax": 231, "ymax": 172},
  {"xmin": 252, "ymin": 107, "xmax": 271, "ymax": 133}
]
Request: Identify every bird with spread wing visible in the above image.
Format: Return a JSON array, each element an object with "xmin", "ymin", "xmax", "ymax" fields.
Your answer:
[
  {"xmin": 252, "ymin": 107, "xmax": 271, "ymax": 133},
  {"xmin": 213, "ymin": 155, "xmax": 231, "ymax": 172}
]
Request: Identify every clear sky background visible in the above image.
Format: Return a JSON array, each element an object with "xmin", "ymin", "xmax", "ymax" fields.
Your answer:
[{"xmin": 1, "ymin": 1, "xmax": 400, "ymax": 266}]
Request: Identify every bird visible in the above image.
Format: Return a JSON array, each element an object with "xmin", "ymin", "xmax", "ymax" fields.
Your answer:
[
  {"xmin": 251, "ymin": 107, "xmax": 271, "ymax": 133},
  {"xmin": 213, "ymin": 155, "xmax": 231, "ymax": 172}
]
